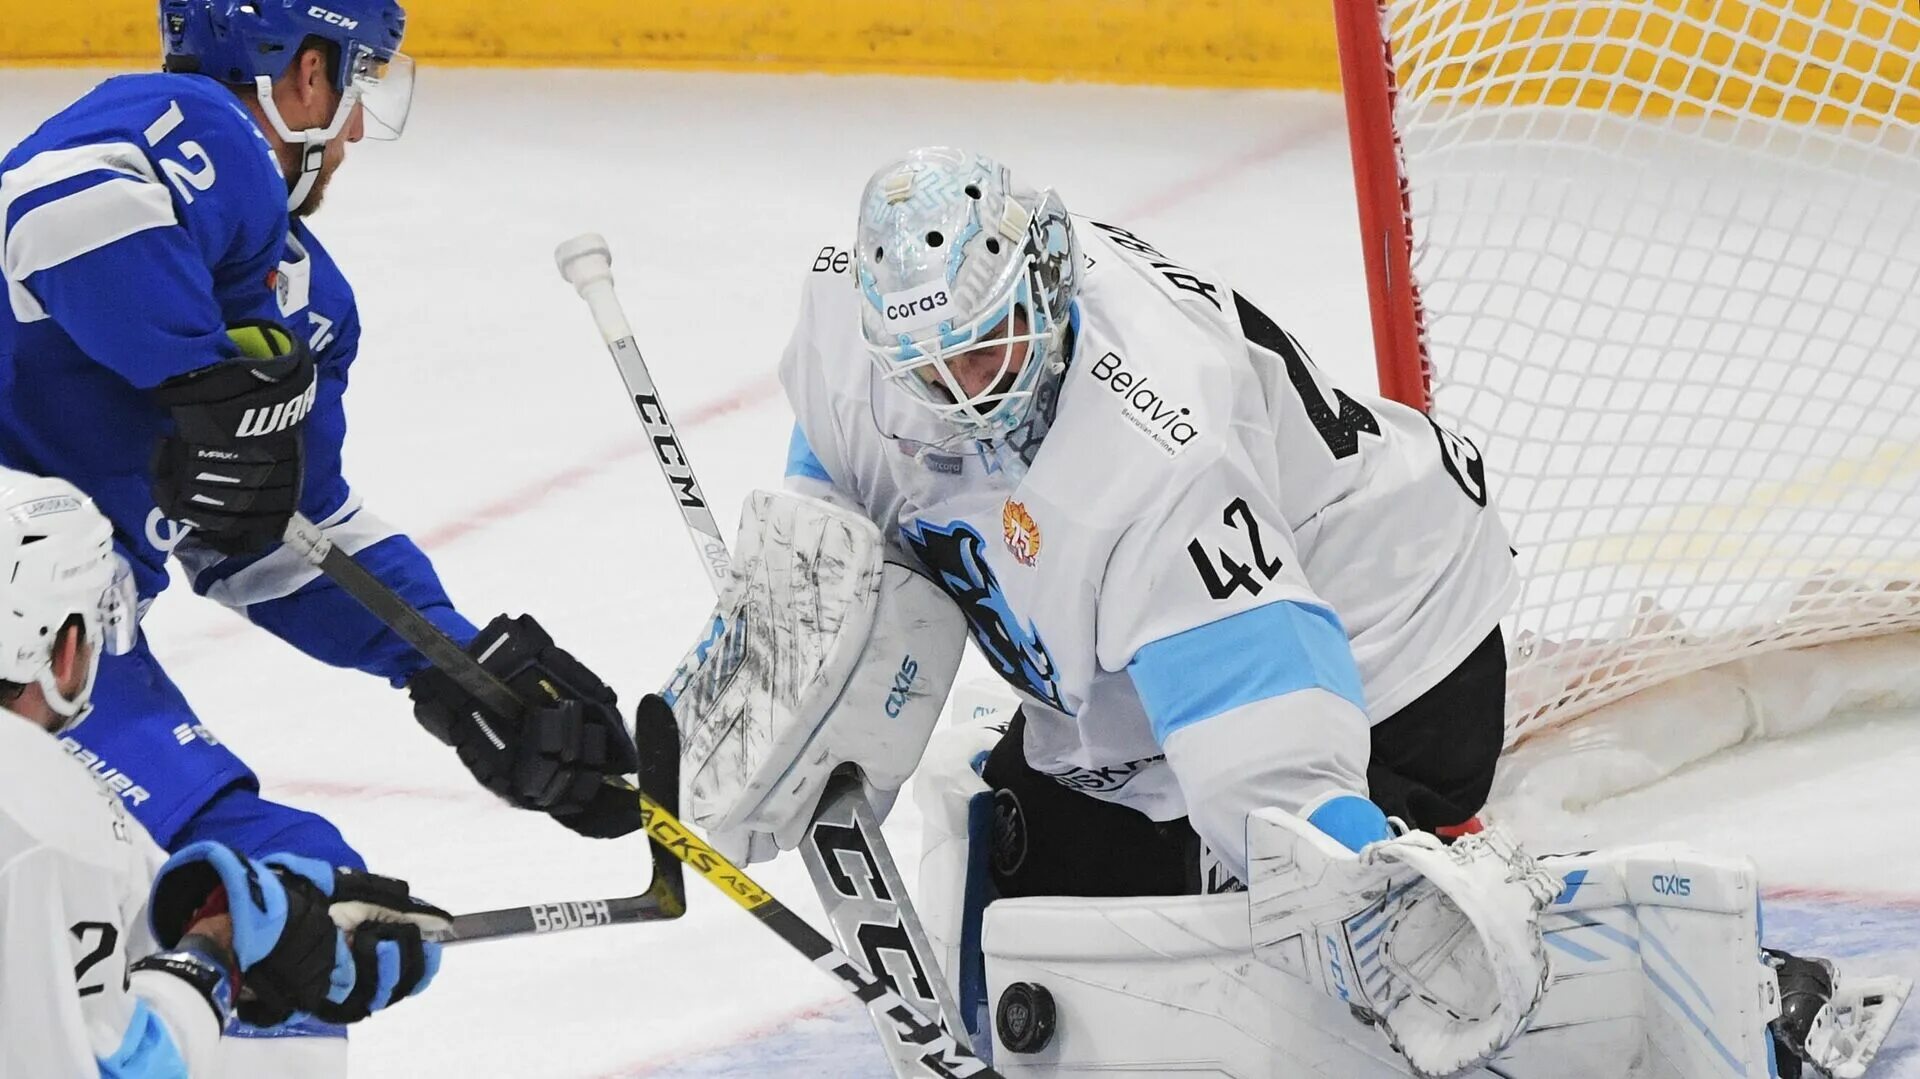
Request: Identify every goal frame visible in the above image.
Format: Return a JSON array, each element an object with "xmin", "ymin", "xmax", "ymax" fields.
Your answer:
[{"xmin": 1331, "ymin": 0, "xmax": 1431, "ymax": 413}]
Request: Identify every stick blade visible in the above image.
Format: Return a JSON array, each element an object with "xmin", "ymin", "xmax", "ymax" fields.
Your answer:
[{"xmin": 635, "ymin": 693, "xmax": 687, "ymax": 916}]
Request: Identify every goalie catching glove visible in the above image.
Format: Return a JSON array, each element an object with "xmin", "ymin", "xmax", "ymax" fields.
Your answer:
[
  {"xmin": 408, "ymin": 614, "xmax": 642, "ymax": 838},
  {"xmin": 1249, "ymin": 798, "xmax": 1558, "ymax": 1078},
  {"xmin": 671, "ymin": 490, "xmax": 967, "ymax": 864}
]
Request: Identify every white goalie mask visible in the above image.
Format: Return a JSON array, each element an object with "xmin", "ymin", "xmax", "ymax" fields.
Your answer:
[
  {"xmin": 0, "ymin": 469, "xmax": 138, "ymax": 732},
  {"xmin": 854, "ymin": 148, "xmax": 1081, "ymax": 449}
]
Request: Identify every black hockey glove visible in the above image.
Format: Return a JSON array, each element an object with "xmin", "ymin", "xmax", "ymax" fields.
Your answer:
[
  {"xmin": 408, "ymin": 614, "xmax": 643, "ymax": 838},
  {"xmin": 151, "ymin": 320, "xmax": 315, "ymax": 556},
  {"xmin": 148, "ymin": 842, "xmax": 449, "ymax": 1029}
]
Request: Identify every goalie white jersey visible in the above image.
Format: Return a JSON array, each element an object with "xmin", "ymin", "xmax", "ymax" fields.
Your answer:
[
  {"xmin": 0, "ymin": 712, "xmax": 221, "ymax": 1077},
  {"xmin": 781, "ymin": 219, "xmax": 1517, "ymax": 873}
]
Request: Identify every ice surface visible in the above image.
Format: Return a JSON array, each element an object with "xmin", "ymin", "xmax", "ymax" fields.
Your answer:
[{"xmin": 1, "ymin": 66, "xmax": 1913, "ymax": 1077}]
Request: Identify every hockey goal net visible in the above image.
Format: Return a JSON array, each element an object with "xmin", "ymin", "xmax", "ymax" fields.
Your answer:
[{"xmin": 1335, "ymin": 0, "xmax": 1920, "ymax": 810}]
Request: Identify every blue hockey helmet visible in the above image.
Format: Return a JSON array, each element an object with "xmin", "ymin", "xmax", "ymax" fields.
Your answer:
[{"xmin": 161, "ymin": 0, "xmax": 413, "ymax": 207}]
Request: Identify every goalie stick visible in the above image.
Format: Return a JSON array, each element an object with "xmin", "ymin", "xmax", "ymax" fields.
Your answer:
[
  {"xmin": 277, "ymin": 510, "xmax": 999, "ymax": 1075},
  {"xmin": 279, "ymin": 513, "xmax": 687, "ymax": 945},
  {"xmin": 280, "ymin": 512, "xmax": 997, "ymax": 1075},
  {"xmin": 555, "ymin": 234, "xmax": 980, "ymax": 1075}
]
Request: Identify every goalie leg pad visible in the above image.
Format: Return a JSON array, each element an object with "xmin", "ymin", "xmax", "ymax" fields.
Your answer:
[{"xmin": 979, "ymin": 893, "xmax": 1424, "ymax": 1077}]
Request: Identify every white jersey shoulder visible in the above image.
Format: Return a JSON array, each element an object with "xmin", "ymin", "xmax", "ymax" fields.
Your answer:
[
  {"xmin": 779, "ymin": 223, "xmax": 1516, "ymax": 826},
  {"xmin": 0, "ymin": 714, "xmax": 218, "ymax": 1077}
]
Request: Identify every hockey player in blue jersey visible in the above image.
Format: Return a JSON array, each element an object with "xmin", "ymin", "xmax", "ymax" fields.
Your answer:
[{"xmin": 0, "ymin": 0, "xmax": 642, "ymax": 1070}]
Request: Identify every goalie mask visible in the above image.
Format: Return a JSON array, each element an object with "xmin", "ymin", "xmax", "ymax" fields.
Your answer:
[
  {"xmin": 854, "ymin": 148, "xmax": 1081, "ymax": 451},
  {"xmin": 0, "ymin": 469, "xmax": 139, "ymax": 732}
]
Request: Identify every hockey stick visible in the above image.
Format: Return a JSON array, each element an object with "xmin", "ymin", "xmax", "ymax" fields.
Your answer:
[
  {"xmin": 279, "ymin": 513, "xmax": 999, "ymax": 1076},
  {"xmin": 437, "ymin": 690, "xmax": 689, "ymax": 945},
  {"xmin": 555, "ymin": 235, "xmax": 980, "ymax": 1074},
  {"xmin": 279, "ymin": 513, "xmax": 686, "ymax": 945}
]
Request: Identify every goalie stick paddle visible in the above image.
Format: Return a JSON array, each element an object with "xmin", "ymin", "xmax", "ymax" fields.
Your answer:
[
  {"xmin": 556, "ymin": 235, "xmax": 985, "ymax": 1074},
  {"xmin": 280, "ymin": 514, "xmax": 1001, "ymax": 1077}
]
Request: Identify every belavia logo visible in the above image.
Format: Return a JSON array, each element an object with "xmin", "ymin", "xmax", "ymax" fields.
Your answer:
[{"xmin": 1089, "ymin": 351, "xmax": 1200, "ymax": 457}]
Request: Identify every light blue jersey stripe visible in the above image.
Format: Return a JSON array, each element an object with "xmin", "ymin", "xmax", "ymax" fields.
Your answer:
[
  {"xmin": 785, "ymin": 423, "xmax": 832, "ymax": 483},
  {"xmin": 1308, "ymin": 793, "xmax": 1391, "ymax": 852},
  {"xmin": 98, "ymin": 1000, "xmax": 190, "ymax": 1079},
  {"xmin": 1130, "ymin": 601, "xmax": 1366, "ymax": 745}
]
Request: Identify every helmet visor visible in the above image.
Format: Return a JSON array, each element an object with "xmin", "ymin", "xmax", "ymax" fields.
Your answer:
[{"xmin": 348, "ymin": 47, "xmax": 414, "ymax": 141}]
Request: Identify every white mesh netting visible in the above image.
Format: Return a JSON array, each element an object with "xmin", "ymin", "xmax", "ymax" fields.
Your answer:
[{"xmin": 1371, "ymin": 0, "xmax": 1920, "ymax": 757}]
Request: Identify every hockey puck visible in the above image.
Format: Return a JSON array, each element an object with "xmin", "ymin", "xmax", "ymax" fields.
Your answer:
[{"xmin": 996, "ymin": 981, "xmax": 1056, "ymax": 1053}]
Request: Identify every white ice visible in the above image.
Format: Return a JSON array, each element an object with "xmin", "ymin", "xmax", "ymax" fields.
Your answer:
[{"xmin": 1, "ymin": 67, "xmax": 1915, "ymax": 1077}]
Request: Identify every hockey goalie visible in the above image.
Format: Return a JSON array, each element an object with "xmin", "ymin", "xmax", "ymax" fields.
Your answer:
[{"xmin": 667, "ymin": 146, "xmax": 1909, "ymax": 1078}]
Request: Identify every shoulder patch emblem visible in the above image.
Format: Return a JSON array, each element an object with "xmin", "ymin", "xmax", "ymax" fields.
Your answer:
[{"xmin": 1002, "ymin": 500, "xmax": 1041, "ymax": 566}]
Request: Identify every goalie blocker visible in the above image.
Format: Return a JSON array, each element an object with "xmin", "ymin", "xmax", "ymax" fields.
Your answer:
[{"xmin": 671, "ymin": 489, "xmax": 967, "ymax": 862}]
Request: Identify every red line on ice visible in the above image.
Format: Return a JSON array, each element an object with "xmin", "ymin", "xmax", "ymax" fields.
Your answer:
[{"xmin": 1763, "ymin": 884, "xmax": 1920, "ymax": 910}]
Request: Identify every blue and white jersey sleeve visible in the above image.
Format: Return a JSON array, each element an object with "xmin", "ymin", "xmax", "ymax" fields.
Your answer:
[
  {"xmin": 1, "ymin": 74, "xmax": 289, "ymax": 388},
  {"xmin": 1105, "ymin": 453, "xmax": 1382, "ymax": 878},
  {"xmin": 778, "ymin": 260, "xmax": 896, "ymax": 522},
  {"xmin": 0, "ymin": 722, "xmax": 221, "ymax": 1078},
  {"xmin": 783, "ymin": 422, "xmax": 843, "ymax": 501},
  {"xmin": 173, "ymin": 230, "xmax": 478, "ymax": 684}
]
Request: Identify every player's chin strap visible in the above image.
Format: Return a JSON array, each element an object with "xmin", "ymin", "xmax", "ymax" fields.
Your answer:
[
  {"xmin": 250, "ymin": 78, "xmax": 356, "ymax": 212},
  {"xmin": 36, "ymin": 650, "xmax": 100, "ymax": 735},
  {"xmin": 287, "ymin": 136, "xmax": 326, "ymax": 212}
]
